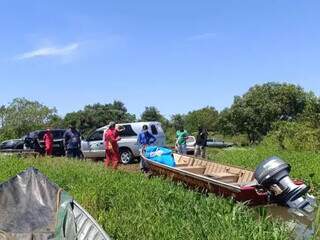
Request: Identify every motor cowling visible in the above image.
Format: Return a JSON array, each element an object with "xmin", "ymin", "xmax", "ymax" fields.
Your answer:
[{"xmin": 254, "ymin": 156, "xmax": 315, "ymax": 213}]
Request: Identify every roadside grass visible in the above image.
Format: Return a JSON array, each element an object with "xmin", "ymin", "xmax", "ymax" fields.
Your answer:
[
  {"xmin": 207, "ymin": 147, "xmax": 320, "ymax": 197},
  {"xmin": 0, "ymin": 155, "xmax": 289, "ymax": 240}
]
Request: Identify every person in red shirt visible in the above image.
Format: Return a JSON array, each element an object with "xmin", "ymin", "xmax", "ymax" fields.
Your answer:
[
  {"xmin": 43, "ymin": 128, "xmax": 54, "ymax": 156},
  {"xmin": 104, "ymin": 122, "xmax": 121, "ymax": 169}
]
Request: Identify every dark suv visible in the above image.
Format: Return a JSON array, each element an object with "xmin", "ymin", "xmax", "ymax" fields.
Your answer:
[{"xmin": 24, "ymin": 129, "xmax": 66, "ymax": 156}]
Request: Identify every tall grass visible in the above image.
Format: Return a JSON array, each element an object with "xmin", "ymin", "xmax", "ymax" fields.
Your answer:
[{"xmin": 0, "ymin": 155, "xmax": 289, "ymax": 240}]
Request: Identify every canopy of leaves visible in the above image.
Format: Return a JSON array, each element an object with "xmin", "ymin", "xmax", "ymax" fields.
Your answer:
[
  {"xmin": 64, "ymin": 101, "xmax": 136, "ymax": 136},
  {"xmin": 185, "ymin": 107, "xmax": 219, "ymax": 133},
  {"xmin": 171, "ymin": 114, "xmax": 186, "ymax": 130},
  {"xmin": 0, "ymin": 98, "xmax": 57, "ymax": 139},
  {"xmin": 217, "ymin": 82, "xmax": 314, "ymax": 143},
  {"xmin": 140, "ymin": 106, "xmax": 165, "ymax": 122}
]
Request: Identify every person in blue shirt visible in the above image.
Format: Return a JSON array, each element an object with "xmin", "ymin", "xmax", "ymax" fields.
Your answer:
[
  {"xmin": 137, "ymin": 125, "xmax": 157, "ymax": 173},
  {"xmin": 137, "ymin": 125, "xmax": 157, "ymax": 148},
  {"xmin": 63, "ymin": 123, "xmax": 82, "ymax": 158}
]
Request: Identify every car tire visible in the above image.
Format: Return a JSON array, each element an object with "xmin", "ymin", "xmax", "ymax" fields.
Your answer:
[{"xmin": 120, "ymin": 148, "xmax": 133, "ymax": 164}]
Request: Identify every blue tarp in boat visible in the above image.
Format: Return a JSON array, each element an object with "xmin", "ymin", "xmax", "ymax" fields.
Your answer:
[{"xmin": 145, "ymin": 146, "xmax": 176, "ymax": 167}]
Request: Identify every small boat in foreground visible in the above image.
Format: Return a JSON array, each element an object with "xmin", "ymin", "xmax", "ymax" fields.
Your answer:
[
  {"xmin": 0, "ymin": 167, "xmax": 111, "ymax": 240},
  {"xmin": 142, "ymin": 147, "xmax": 316, "ymax": 214}
]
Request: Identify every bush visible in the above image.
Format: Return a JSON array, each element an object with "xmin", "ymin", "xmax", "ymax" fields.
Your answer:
[
  {"xmin": 262, "ymin": 121, "xmax": 320, "ymax": 151},
  {"xmin": 213, "ymin": 134, "xmax": 250, "ymax": 147},
  {"xmin": 165, "ymin": 127, "xmax": 176, "ymax": 145}
]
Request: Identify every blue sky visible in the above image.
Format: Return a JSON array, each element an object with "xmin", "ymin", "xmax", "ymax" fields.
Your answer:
[{"xmin": 1, "ymin": 1, "xmax": 320, "ymax": 118}]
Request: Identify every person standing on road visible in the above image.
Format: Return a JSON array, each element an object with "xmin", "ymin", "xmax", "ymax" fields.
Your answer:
[
  {"xmin": 63, "ymin": 123, "xmax": 81, "ymax": 158},
  {"xmin": 43, "ymin": 128, "xmax": 54, "ymax": 156},
  {"xmin": 104, "ymin": 122, "xmax": 121, "ymax": 170},
  {"xmin": 137, "ymin": 125, "xmax": 157, "ymax": 173},
  {"xmin": 176, "ymin": 126, "xmax": 189, "ymax": 155},
  {"xmin": 194, "ymin": 127, "xmax": 208, "ymax": 159}
]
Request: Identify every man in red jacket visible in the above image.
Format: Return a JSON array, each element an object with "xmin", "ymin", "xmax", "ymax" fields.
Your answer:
[
  {"xmin": 104, "ymin": 122, "xmax": 121, "ymax": 169},
  {"xmin": 43, "ymin": 128, "xmax": 54, "ymax": 156}
]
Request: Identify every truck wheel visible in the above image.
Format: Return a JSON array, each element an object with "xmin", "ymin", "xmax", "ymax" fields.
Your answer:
[{"xmin": 120, "ymin": 149, "xmax": 133, "ymax": 164}]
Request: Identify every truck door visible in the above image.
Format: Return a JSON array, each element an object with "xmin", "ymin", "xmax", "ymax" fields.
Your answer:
[{"xmin": 83, "ymin": 130, "xmax": 104, "ymax": 158}]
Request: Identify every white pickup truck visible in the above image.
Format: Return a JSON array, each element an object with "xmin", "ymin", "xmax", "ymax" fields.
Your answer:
[{"xmin": 81, "ymin": 122, "xmax": 166, "ymax": 164}]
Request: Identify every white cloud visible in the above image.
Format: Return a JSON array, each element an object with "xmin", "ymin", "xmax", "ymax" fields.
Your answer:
[
  {"xmin": 16, "ymin": 43, "xmax": 80, "ymax": 60},
  {"xmin": 187, "ymin": 33, "xmax": 216, "ymax": 41}
]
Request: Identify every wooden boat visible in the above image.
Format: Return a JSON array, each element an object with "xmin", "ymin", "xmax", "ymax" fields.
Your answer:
[{"xmin": 142, "ymin": 152, "xmax": 269, "ymax": 205}]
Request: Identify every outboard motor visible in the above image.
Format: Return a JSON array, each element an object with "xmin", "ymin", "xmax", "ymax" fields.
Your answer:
[{"xmin": 254, "ymin": 156, "xmax": 316, "ymax": 214}]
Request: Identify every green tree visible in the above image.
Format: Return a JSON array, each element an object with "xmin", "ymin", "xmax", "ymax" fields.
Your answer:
[
  {"xmin": 140, "ymin": 106, "xmax": 165, "ymax": 122},
  {"xmin": 64, "ymin": 101, "xmax": 136, "ymax": 135},
  {"xmin": 0, "ymin": 98, "xmax": 57, "ymax": 139},
  {"xmin": 184, "ymin": 107, "xmax": 219, "ymax": 133},
  {"xmin": 48, "ymin": 114, "xmax": 64, "ymax": 128},
  {"xmin": 299, "ymin": 94, "xmax": 320, "ymax": 128},
  {"xmin": 0, "ymin": 105, "xmax": 6, "ymax": 128},
  {"xmin": 140, "ymin": 106, "xmax": 171, "ymax": 131},
  {"xmin": 217, "ymin": 82, "xmax": 312, "ymax": 143},
  {"xmin": 171, "ymin": 114, "xmax": 186, "ymax": 130}
]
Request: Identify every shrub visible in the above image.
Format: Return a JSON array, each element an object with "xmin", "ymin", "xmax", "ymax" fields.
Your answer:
[{"xmin": 262, "ymin": 121, "xmax": 320, "ymax": 151}]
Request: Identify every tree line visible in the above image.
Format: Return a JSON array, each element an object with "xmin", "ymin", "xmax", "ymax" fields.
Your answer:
[{"xmin": 1, "ymin": 82, "xmax": 320, "ymax": 150}]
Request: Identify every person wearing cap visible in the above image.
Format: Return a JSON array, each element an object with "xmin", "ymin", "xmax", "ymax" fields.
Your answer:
[
  {"xmin": 43, "ymin": 128, "xmax": 54, "ymax": 156},
  {"xmin": 137, "ymin": 125, "xmax": 157, "ymax": 173},
  {"xmin": 63, "ymin": 123, "xmax": 81, "ymax": 158},
  {"xmin": 104, "ymin": 122, "xmax": 121, "ymax": 169}
]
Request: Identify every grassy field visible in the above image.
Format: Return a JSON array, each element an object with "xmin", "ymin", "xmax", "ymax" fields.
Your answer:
[
  {"xmin": 0, "ymin": 155, "xmax": 289, "ymax": 240},
  {"xmin": 207, "ymin": 146, "xmax": 320, "ymax": 197}
]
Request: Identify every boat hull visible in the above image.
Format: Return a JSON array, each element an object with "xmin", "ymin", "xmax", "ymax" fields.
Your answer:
[{"xmin": 144, "ymin": 158, "xmax": 269, "ymax": 206}]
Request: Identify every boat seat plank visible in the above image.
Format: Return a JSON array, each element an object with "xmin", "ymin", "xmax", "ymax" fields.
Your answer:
[
  {"xmin": 175, "ymin": 163, "xmax": 189, "ymax": 167},
  {"xmin": 175, "ymin": 155, "xmax": 195, "ymax": 166},
  {"xmin": 193, "ymin": 159, "xmax": 208, "ymax": 167},
  {"xmin": 205, "ymin": 172, "xmax": 239, "ymax": 183},
  {"xmin": 178, "ymin": 166, "xmax": 206, "ymax": 175}
]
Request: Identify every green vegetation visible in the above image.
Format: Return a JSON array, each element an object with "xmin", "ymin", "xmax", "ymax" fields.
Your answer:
[
  {"xmin": 0, "ymin": 155, "xmax": 288, "ymax": 240},
  {"xmin": 207, "ymin": 147, "xmax": 320, "ymax": 196},
  {"xmin": 216, "ymin": 82, "xmax": 318, "ymax": 143},
  {"xmin": 2, "ymin": 82, "xmax": 320, "ymax": 151},
  {"xmin": 63, "ymin": 101, "xmax": 136, "ymax": 136},
  {"xmin": 262, "ymin": 121, "xmax": 320, "ymax": 151},
  {"xmin": 140, "ymin": 106, "xmax": 167, "ymax": 123},
  {"xmin": 184, "ymin": 107, "xmax": 219, "ymax": 132},
  {"xmin": 0, "ymin": 98, "xmax": 58, "ymax": 140}
]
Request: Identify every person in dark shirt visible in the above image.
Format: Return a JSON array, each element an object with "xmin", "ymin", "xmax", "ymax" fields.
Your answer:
[
  {"xmin": 63, "ymin": 123, "xmax": 81, "ymax": 158},
  {"xmin": 24, "ymin": 131, "xmax": 43, "ymax": 155},
  {"xmin": 137, "ymin": 125, "xmax": 157, "ymax": 173},
  {"xmin": 194, "ymin": 127, "xmax": 208, "ymax": 158}
]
